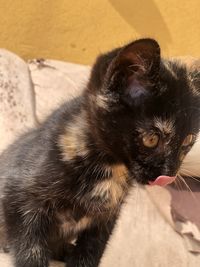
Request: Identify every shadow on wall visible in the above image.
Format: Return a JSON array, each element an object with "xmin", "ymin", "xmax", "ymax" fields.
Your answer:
[{"xmin": 109, "ymin": 0, "xmax": 171, "ymax": 50}]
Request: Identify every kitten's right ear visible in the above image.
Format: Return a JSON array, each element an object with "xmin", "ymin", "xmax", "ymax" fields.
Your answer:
[{"xmin": 105, "ymin": 39, "xmax": 161, "ymax": 100}]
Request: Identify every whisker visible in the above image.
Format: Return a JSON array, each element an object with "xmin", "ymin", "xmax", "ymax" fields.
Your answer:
[
  {"xmin": 180, "ymin": 168, "xmax": 200, "ymax": 183},
  {"xmin": 181, "ymin": 166, "xmax": 200, "ymax": 176},
  {"xmin": 182, "ymin": 174, "xmax": 200, "ymax": 184},
  {"xmin": 181, "ymin": 167, "xmax": 200, "ymax": 176},
  {"xmin": 177, "ymin": 175, "xmax": 197, "ymax": 201},
  {"xmin": 174, "ymin": 178, "xmax": 183, "ymax": 191}
]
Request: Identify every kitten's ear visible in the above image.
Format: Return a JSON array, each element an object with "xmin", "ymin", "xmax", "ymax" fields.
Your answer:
[{"xmin": 105, "ymin": 39, "xmax": 161, "ymax": 103}]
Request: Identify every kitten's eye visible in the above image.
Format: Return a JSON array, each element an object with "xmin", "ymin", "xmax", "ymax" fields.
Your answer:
[
  {"xmin": 182, "ymin": 134, "xmax": 194, "ymax": 147},
  {"xmin": 142, "ymin": 133, "xmax": 159, "ymax": 148}
]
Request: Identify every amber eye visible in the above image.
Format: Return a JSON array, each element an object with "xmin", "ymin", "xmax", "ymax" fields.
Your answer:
[
  {"xmin": 142, "ymin": 133, "xmax": 159, "ymax": 148},
  {"xmin": 182, "ymin": 134, "xmax": 194, "ymax": 147}
]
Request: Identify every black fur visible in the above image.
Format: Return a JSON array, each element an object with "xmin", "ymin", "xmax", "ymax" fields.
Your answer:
[{"xmin": 0, "ymin": 39, "xmax": 200, "ymax": 267}]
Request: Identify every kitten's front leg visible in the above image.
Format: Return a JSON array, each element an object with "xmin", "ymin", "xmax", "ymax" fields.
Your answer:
[
  {"xmin": 12, "ymin": 240, "xmax": 49, "ymax": 267},
  {"xmin": 66, "ymin": 220, "xmax": 115, "ymax": 267},
  {"xmin": 4, "ymin": 203, "xmax": 51, "ymax": 267}
]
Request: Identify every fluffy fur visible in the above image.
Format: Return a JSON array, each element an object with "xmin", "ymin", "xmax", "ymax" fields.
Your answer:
[{"xmin": 0, "ymin": 39, "xmax": 200, "ymax": 267}]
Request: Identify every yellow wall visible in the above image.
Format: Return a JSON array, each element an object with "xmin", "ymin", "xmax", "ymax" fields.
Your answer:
[{"xmin": 0, "ymin": 0, "xmax": 200, "ymax": 65}]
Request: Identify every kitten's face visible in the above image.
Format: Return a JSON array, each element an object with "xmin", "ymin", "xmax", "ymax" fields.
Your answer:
[{"xmin": 87, "ymin": 39, "xmax": 200, "ymax": 185}]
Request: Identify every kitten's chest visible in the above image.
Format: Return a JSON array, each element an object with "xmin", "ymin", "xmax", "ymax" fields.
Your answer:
[
  {"xmin": 86, "ymin": 164, "xmax": 129, "ymax": 212},
  {"xmin": 56, "ymin": 211, "xmax": 92, "ymax": 238},
  {"xmin": 56, "ymin": 164, "xmax": 128, "ymax": 238}
]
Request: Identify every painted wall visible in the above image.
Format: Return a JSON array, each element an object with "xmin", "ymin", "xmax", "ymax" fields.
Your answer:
[{"xmin": 0, "ymin": 0, "xmax": 199, "ymax": 64}]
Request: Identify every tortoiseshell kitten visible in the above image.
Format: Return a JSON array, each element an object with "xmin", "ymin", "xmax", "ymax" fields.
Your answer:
[{"xmin": 0, "ymin": 39, "xmax": 200, "ymax": 267}]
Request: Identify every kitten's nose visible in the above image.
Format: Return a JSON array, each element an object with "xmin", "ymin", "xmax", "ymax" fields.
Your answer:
[{"xmin": 149, "ymin": 175, "xmax": 176, "ymax": 186}]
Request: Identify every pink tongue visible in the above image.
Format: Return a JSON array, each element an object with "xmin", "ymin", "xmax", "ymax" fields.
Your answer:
[{"xmin": 149, "ymin": 175, "xmax": 176, "ymax": 186}]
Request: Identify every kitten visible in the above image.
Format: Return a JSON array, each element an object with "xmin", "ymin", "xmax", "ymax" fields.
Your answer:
[{"xmin": 0, "ymin": 38, "xmax": 200, "ymax": 267}]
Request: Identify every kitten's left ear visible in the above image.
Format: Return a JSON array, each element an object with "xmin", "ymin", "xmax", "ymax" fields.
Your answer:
[{"xmin": 105, "ymin": 38, "xmax": 161, "ymax": 101}]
